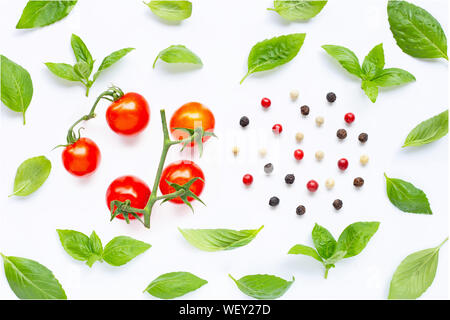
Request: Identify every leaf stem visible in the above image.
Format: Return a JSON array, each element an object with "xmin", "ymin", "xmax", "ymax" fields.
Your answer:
[{"xmin": 437, "ymin": 237, "xmax": 449, "ymax": 249}]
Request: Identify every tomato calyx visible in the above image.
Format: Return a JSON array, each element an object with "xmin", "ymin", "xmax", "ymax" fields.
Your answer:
[
  {"xmin": 173, "ymin": 127, "xmax": 217, "ymax": 156},
  {"xmin": 162, "ymin": 177, "xmax": 206, "ymax": 211},
  {"xmin": 109, "ymin": 199, "xmax": 146, "ymax": 224}
]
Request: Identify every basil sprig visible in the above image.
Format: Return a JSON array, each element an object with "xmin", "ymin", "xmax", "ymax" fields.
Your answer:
[
  {"xmin": 268, "ymin": 0, "xmax": 327, "ymax": 21},
  {"xmin": 322, "ymin": 43, "xmax": 415, "ymax": 103},
  {"xmin": 389, "ymin": 237, "xmax": 448, "ymax": 299},
  {"xmin": 57, "ymin": 230, "xmax": 151, "ymax": 267},
  {"xmin": 289, "ymin": 222, "xmax": 380, "ymax": 278},
  {"xmin": 0, "ymin": 55, "xmax": 33, "ymax": 124},
  {"xmin": 10, "ymin": 156, "xmax": 51, "ymax": 197},
  {"xmin": 403, "ymin": 110, "xmax": 448, "ymax": 147},
  {"xmin": 16, "ymin": 0, "xmax": 78, "ymax": 29},
  {"xmin": 45, "ymin": 34, "xmax": 134, "ymax": 96},
  {"xmin": 144, "ymin": 272, "xmax": 207, "ymax": 299},
  {"xmin": 1, "ymin": 253, "xmax": 66, "ymax": 299},
  {"xmin": 384, "ymin": 173, "xmax": 432, "ymax": 214},
  {"xmin": 388, "ymin": 0, "xmax": 448, "ymax": 60},
  {"xmin": 241, "ymin": 33, "xmax": 306, "ymax": 84},
  {"xmin": 153, "ymin": 45, "xmax": 203, "ymax": 68},
  {"xmin": 145, "ymin": 1, "xmax": 192, "ymax": 22},
  {"xmin": 229, "ymin": 274, "xmax": 294, "ymax": 299}
]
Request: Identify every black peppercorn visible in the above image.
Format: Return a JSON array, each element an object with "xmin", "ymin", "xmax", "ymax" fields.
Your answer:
[
  {"xmin": 269, "ymin": 196, "xmax": 280, "ymax": 207},
  {"xmin": 300, "ymin": 105, "xmax": 310, "ymax": 116},
  {"xmin": 337, "ymin": 128, "xmax": 347, "ymax": 140},
  {"xmin": 239, "ymin": 116, "xmax": 249, "ymax": 127},
  {"xmin": 296, "ymin": 205, "xmax": 306, "ymax": 215},
  {"xmin": 333, "ymin": 199, "xmax": 343, "ymax": 210},
  {"xmin": 326, "ymin": 92, "xmax": 336, "ymax": 102},
  {"xmin": 264, "ymin": 163, "xmax": 273, "ymax": 174},
  {"xmin": 358, "ymin": 133, "xmax": 368, "ymax": 143},
  {"xmin": 285, "ymin": 174, "xmax": 295, "ymax": 184},
  {"xmin": 354, "ymin": 177, "xmax": 364, "ymax": 187}
]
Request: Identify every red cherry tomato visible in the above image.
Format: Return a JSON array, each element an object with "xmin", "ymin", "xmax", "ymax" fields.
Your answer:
[
  {"xmin": 338, "ymin": 158, "xmax": 349, "ymax": 170},
  {"xmin": 106, "ymin": 92, "xmax": 150, "ymax": 135},
  {"xmin": 294, "ymin": 149, "xmax": 304, "ymax": 160},
  {"xmin": 62, "ymin": 137, "xmax": 101, "ymax": 176},
  {"xmin": 170, "ymin": 102, "xmax": 215, "ymax": 147},
  {"xmin": 307, "ymin": 180, "xmax": 319, "ymax": 192},
  {"xmin": 261, "ymin": 97, "xmax": 271, "ymax": 108},
  {"xmin": 272, "ymin": 124, "xmax": 283, "ymax": 134},
  {"xmin": 106, "ymin": 176, "xmax": 151, "ymax": 220},
  {"xmin": 243, "ymin": 174, "xmax": 253, "ymax": 186},
  {"xmin": 344, "ymin": 113, "xmax": 355, "ymax": 124},
  {"xmin": 159, "ymin": 160, "xmax": 205, "ymax": 204}
]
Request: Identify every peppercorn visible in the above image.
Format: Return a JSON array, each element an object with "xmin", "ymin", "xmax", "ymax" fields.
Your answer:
[
  {"xmin": 294, "ymin": 149, "xmax": 304, "ymax": 160},
  {"xmin": 295, "ymin": 132, "xmax": 304, "ymax": 142},
  {"xmin": 264, "ymin": 163, "xmax": 273, "ymax": 174},
  {"xmin": 300, "ymin": 105, "xmax": 310, "ymax": 116},
  {"xmin": 325, "ymin": 178, "xmax": 335, "ymax": 189},
  {"xmin": 315, "ymin": 116, "xmax": 325, "ymax": 127},
  {"xmin": 326, "ymin": 92, "xmax": 336, "ymax": 103},
  {"xmin": 272, "ymin": 124, "xmax": 283, "ymax": 134},
  {"xmin": 337, "ymin": 158, "xmax": 349, "ymax": 170},
  {"xmin": 239, "ymin": 116, "xmax": 249, "ymax": 127},
  {"xmin": 337, "ymin": 129, "xmax": 347, "ymax": 140},
  {"xmin": 315, "ymin": 150, "xmax": 324, "ymax": 161},
  {"xmin": 285, "ymin": 174, "xmax": 295, "ymax": 184},
  {"xmin": 261, "ymin": 97, "xmax": 271, "ymax": 108},
  {"xmin": 344, "ymin": 112, "xmax": 355, "ymax": 124},
  {"xmin": 358, "ymin": 133, "xmax": 368, "ymax": 143},
  {"xmin": 242, "ymin": 174, "xmax": 253, "ymax": 186},
  {"xmin": 353, "ymin": 177, "xmax": 364, "ymax": 187},
  {"xmin": 290, "ymin": 90, "xmax": 299, "ymax": 101},
  {"xmin": 259, "ymin": 148, "xmax": 267, "ymax": 157},
  {"xmin": 269, "ymin": 196, "xmax": 280, "ymax": 207},
  {"xmin": 232, "ymin": 146, "xmax": 240, "ymax": 156},
  {"xmin": 333, "ymin": 199, "xmax": 343, "ymax": 210},
  {"xmin": 306, "ymin": 180, "xmax": 319, "ymax": 192},
  {"xmin": 296, "ymin": 205, "xmax": 306, "ymax": 215},
  {"xmin": 360, "ymin": 154, "xmax": 369, "ymax": 165}
]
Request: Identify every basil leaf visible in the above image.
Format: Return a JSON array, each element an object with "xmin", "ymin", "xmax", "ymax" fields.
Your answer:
[
  {"xmin": 144, "ymin": 272, "xmax": 207, "ymax": 299},
  {"xmin": 268, "ymin": 0, "xmax": 327, "ymax": 21},
  {"xmin": 102, "ymin": 236, "xmax": 151, "ymax": 266},
  {"xmin": 16, "ymin": 0, "xmax": 77, "ymax": 29},
  {"xmin": 0, "ymin": 55, "xmax": 33, "ymax": 124},
  {"xmin": 145, "ymin": 1, "xmax": 192, "ymax": 22},
  {"xmin": 362, "ymin": 43, "xmax": 385, "ymax": 79},
  {"xmin": 371, "ymin": 68, "xmax": 415, "ymax": 87},
  {"xmin": 361, "ymin": 80, "xmax": 379, "ymax": 103},
  {"xmin": 11, "ymin": 156, "xmax": 51, "ymax": 197},
  {"xmin": 389, "ymin": 237, "xmax": 448, "ymax": 299},
  {"xmin": 311, "ymin": 223, "xmax": 337, "ymax": 259},
  {"xmin": 241, "ymin": 33, "xmax": 305, "ymax": 84},
  {"xmin": 74, "ymin": 61, "xmax": 91, "ymax": 80},
  {"xmin": 71, "ymin": 34, "xmax": 93, "ymax": 69},
  {"xmin": 57, "ymin": 229, "xmax": 92, "ymax": 260},
  {"xmin": 1, "ymin": 254, "xmax": 66, "ymax": 299},
  {"xmin": 322, "ymin": 45, "xmax": 362, "ymax": 77},
  {"xmin": 178, "ymin": 226, "xmax": 263, "ymax": 252},
  {"xmin": 153, "ymin": 45, "xmax": 202, "ymax": 68},
  {"xmin": 229, "ymin": 274, "xmax": 294, "ymax": 300},
  {"xmin": 336, "ymin": 222, "xmax": 380, "ymax": 258},
  {"xmin": 89, "ymin": 231, "xmax": 103, "ymax": 257},
  {"xmin": 403, "ymin": 110, "xmax": 448, "ymax": 147},
  {"xmin": 44, "ymin": 62, "xmax": 81, "ymax": 81},
  {"xmin": 324, "ymin": 250, "xmax": 346, "ymax": 265},
  {"xmin": 288, "ymin": 244, "xmax": 323, "ymax": 263},
  {"xmin": 93, "ymin": 48, "xmax": 135, "ymax": 81},
  {"xmin": 384, "ymin": 173, "xmax": 432, "ymax": 214},
  {"xmin": 387, "ymin": 0, "xmax": 448, "ymax": 60}
]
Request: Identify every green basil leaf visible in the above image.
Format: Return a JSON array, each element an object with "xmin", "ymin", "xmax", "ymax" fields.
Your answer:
[
  {"xmin": 178, "ymin": 226, "xmax": 263, "ymax": 252},
  {"xmin": 336, "ymin": 222, "xmax": 380, "ymax": 258},
  {"xmin": 153, "ymin": 45, "xmax": 202, "ymax": 68},
  {"xmin": 45, "ymin": 62, "xmax": 81, "ymax": 81},
  {"xmin": 362, "ymin": 43, "xmax": 385, "ymax": 79},
  {"xmin": 145, "ymin": 1, "xmax": 192, "ymax": 22},
  {"xmin": 311, "ymin": 223, "xmax": 337, "ymax": 259},
  {"xmin": 288, "ymin": 244, "xmax": 323, "ymax": 263},
  {"xmin": 73, "ymin": 61, "xmax": 91, "ymax": 80},
  {"xmin": 0, "ymin": 55, "xmax": 33, "ymax": 124},
  {"xmin": 89, "ymin": 231, "xmax": 103, "ymax": 257},
  {"xmin": 403, "ymin": 110, "xmax": 448, "ymax": 147},
  {"xmin": 1, "ymin": 254, "xmax": 66, "ymax": 299},
  {"xmin": 11, "ymin": 156, "xmax": 51, "ymax": 197},
  {"xmin": 384, "ymin": 173, "xmax": 432, "ymax": 214},
  {"xmin": 102, "ymin": 236, "xmax": 151, "ymax": 266},
  {"xmin": 324, "ymin": 250, "xmax": 346, "ymax": 265},
  {"xmin": 388, "ymin": 0, "xmax": 448, "ymax": 60},
  {"xmin": 229, "ymin": 274, "xmax": 294, "ymax": 300},
  {"xmin": 389, "ymin": 238, "xmax": 448, "ymax": 299},
  {"xmin": 322, "ymin": 44, "xmax": 362, "ymax": 77},
  {"xmin": 268, "ymin": 0, "xmax": 327, "ymax": 21},
  {"xmin": 361, "ymin": 80, "xmax": 379, "ymax": 103},
  {"xmin": 93, "ymin": 48, "xmax": 135, "ymax": 81},
  {"xmin": 371, "ymin": 68, "xmax": 415, "ymax": 87},
  {"xmin": 71, "ymin": 34, "xmax": 93, "ymax": 68},
  {"xmin": 57, "ymin": 229, "xmax": 92, "ymax": 260},
  {"xmin": 144, "ymin": 272, "xmax": 207, "ymax": 299},
  {"xmin": 241, "ymin": 33, "xmax": 305, "ymax": 84},
  {"xmin": 16, "ymin": 0, "xmax": 77, "ymax": 29}
]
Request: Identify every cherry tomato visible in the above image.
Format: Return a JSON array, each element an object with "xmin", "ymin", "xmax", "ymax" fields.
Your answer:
[
  {"xmin": 170, "ymin": 102, "xmax": 215, "ymax": 147},
  {"xmin": 243, "ymin": 174, "xmax": 253, "ymax": 186},
  {"xmin": 62, "ymin": 137, "xmax": 101, "ymax": 176},
  {"xmin": 106, "ymin": 92, "xmax": 150, "ymax": 135},
  {"xmin": 159, "ymin": 160, "xmax": 205, "ymax": 204},
  {"xmin": 106, "ymin": 175, "xmax": 151, "ymax": 220}
]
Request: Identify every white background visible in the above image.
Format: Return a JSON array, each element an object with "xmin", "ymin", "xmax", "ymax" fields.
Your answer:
[{"xmin": 0, "ymin": 0, "xmax": 448, "ymax": 300}]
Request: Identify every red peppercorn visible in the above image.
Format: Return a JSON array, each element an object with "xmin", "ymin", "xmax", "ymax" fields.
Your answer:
[
  {"xmin": 344, "ymin": 113, "xmax": 355, "ymax": 124},
  {"xmin": 294, "ymin": 149, "xmax": 304, "ymax": 160},
  {"xmin": 337, "ymin": 158, "xmax": 349, "ymax": 170},
  {"xmin": 242, "ymin": 174, "xmax": 253, "ymax": 186},
  {"xmin": 272, "ymin": 124, "xmax": 283, "ymax": 134},
  {"xmin": 306, "ymin": 180, "xmax": 319, "ymax": 192},
  {"xmin": 261, "ymin": 97, "xmax": 271, "ymax": 108}
]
